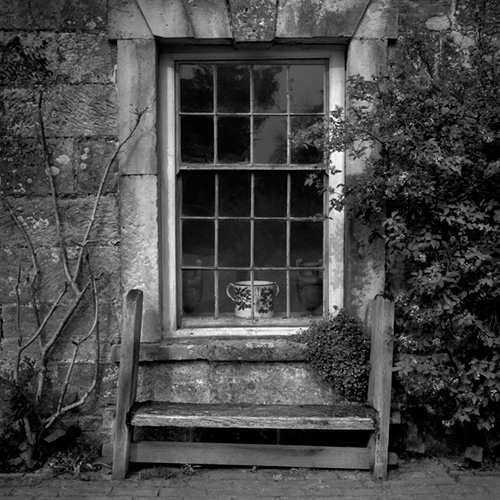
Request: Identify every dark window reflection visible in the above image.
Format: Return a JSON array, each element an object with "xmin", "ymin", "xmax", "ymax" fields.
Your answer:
[
  {"xmin": 254, "ymin": 220, "xmax": 286, "ymax": 267},
  {"xmin": 290, "ymin": 171, "xmax": 324, "ymax": 217},
  {"xmin": 253, "ymin": 65, "xmax": 286, "ymax": 113},
  {"xmin": 254, "ymin": 172, "xmax": 287, "ymax": 217},
  {"xmin": 181, "ymin": 116, "xmax": 214, "ymax": 163},
  {"xmin": 218, "ymin": 117, "xmax": 250, "ymax": 162},
  {"xmin": 219, "ymin": 172, "xmax": 251, "ymax": 217},
  {"xmin": 182, "ymin": 219, "xmax": 215, "ymax": 266},
  {"xmin": 217, "ymin": 64, "xmax": 250, "ymax": 113},
  {"xmin": 290, "ymin": 221, "xmax": 323, "ymax": 264},
  {"xmin": 180, "ymin": 64, "xmax": 214, "ymax": 113},
  {"xmin": 290, "ymin": 65, "xmax": 324, "ymax": 113},
  {"xmin": 219, "ymin": 220, "xmax": 250, "ymax": 267},
  {"xmin": 254, "ymin": 116, "xmax": 287, "ymax": 164},
  {"xmin": 182, "ymin": 269, "xmax": 211, "ymax": 314},
  {"xmin": 291, "ymin": 116, "xmax": 323, "ymax": 164},
  {"xmin": 182, "ymin": 171, "xmax": 215, "ymax": 216}
]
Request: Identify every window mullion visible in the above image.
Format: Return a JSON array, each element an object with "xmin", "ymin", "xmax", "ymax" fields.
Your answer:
[
  {"xmin": 250, "ymin": 172, "xmax": 255, "ymax": 319},
  {"xmin": 214, "ymin": 172, "xmax": 220, "ymax": 318},
  {"xmin": 213, "ymin": 63, "xmax": 218, "ymax": 164},
  {"xmin": 286, "ymin": 64, "xmax": 291, "ymax": 166},
  {"xmin": 286, "ymin": 172, "xmax": 291, "ymax": 318}
]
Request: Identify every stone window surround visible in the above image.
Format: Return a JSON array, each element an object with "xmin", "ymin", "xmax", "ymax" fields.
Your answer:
[
  {"xmin": 160, "ymin": 47, "xmax": 345, "ymax": 338},
  {"xmin": 110, "ymin": 0, "xmax": 397, "ymax": 344}
]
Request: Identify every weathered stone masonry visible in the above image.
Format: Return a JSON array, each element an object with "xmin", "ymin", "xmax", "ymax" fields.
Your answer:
[{"xmin": 0, "ymin": 0, "xmax": 455, "ymax": 446}]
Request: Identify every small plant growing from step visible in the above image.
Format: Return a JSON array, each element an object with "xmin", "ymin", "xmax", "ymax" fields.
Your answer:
[{"xmin": 297, "ymin": 309, "xmax": 370, "ymax": 403}]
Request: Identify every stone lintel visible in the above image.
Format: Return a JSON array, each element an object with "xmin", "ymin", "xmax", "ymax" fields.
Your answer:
[
  {"xmin": 108, "ymin": 0, "xmax": 153, "ymax": 40},
  {"xmin": 108, "ymin": 0, "xmax": 398, "ymax": 43},
  {"xmin": 353, "ymin": 0, "xmax": 399, "ymax": 40},
  {"xmin": 137, "ymin": 0, "xmax": 193, "ymax": 38},
  {"xmin": 184, "ymin": 0, "xmax": 232, "ymax": 39},
  {"xmin": 117, "ymin": 39, "xmax": 157, "ymax": 175},
  {"xmin": 229, "ymin": 0, "xmax": 278, "ymax": 42},
  {"xmin": 276, "ymin": 0, "xmax": 371, "ymax": 39}
]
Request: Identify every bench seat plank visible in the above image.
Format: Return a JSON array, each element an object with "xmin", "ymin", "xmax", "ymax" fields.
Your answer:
[{"xmin": 131, "ymin": 402, "xmax": 376, "ymax": 430}]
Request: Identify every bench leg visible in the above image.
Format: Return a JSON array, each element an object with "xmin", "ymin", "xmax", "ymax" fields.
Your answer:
[
  {"xmin": 112, "ymin": 414, "xmax": 132, "ymax": 479},
  {"xmin": 112, "ymin": 290, "xmax": 143, "ymax": 479}
]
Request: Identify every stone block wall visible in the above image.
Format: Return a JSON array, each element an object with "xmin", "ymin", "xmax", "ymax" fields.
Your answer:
[
  {"xmin": 0, "ymin": 0, "xmax": 120, "ymax": 435},
  {"xmin": 0, "ymin": 0, "xmax": 456, "ymax": 449}
]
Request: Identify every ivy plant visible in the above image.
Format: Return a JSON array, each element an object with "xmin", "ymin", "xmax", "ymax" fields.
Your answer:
[{"xmin": 297, "ymin": 310, "xmax": 370, "ymax": 404}]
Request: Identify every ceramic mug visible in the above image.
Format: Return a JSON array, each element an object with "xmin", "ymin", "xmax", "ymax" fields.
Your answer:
[{"xmin": 226, "ymin": 280, "xmax": 280, "ymax": 318}]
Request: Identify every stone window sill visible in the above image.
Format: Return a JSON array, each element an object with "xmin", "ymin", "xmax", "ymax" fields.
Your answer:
[{"xmin": 110, "ymin": 336, "xmax": 307, "ymax": 363}]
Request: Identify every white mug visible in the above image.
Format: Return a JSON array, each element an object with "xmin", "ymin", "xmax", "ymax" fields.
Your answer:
[{"xmin": 226, "ymin": 280, "xmax": 280, "ymax": 318}]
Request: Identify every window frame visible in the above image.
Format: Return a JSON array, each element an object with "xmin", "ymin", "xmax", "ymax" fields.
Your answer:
[{"xmin": 159, "ymin": 47, "xmax": 345, "ymax": 338}]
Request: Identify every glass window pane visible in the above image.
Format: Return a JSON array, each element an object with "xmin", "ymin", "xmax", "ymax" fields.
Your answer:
[
  {"xmin": 290, "ymin": 171, "xmax": 324, "ymax": 217},
  {"xmin": 219, "ymin": 220, "xmax": 250, "ymax": 267},
  {"xmin": 220, "ymin": 270, "xmax": 251, "ymax": 314},
  {"xmin": 217, "ymin": 64, "xmax": 250, "ymax": 113},
  {"xmin": 252, "ymin": 270, "xmax": 286, "ymax": 316},
  {"xmin": 180, "ymin": 64, "xmax": 213, "ymax": 112},
  {"xmin": 182, "ymin": 171, "xmax": 215, "ymax": 216},
  {"xmin": 183, "ymin": 269, "xmax": 213, "ymax": 314},
  {"xmin": 290, "ymin": 221, "xmax": 323, "ymax": 265},
  {"xmin": 254, "ymin": 116, "xmax": 287, "ymax": 164},
  {"xmin": 292, "ymin": 266, "xmax": 323, "ymax": 315},
  {"xmin": 218, "ymin": 117, "xmax": 250, "ymax": 163},
  {"xmin": 290, "ymin": 64, "xmax": 324, "ymax": 113},
  {"xmin": 182, "ymin": 220, "xmax": 214, "ymax": 266},
  {"xmin": 291, "ymin": 116, "xmax": 323, "ymax": 164},
  {"xmin": 219, "ymin": 171, "xmax": 251, "ymax": 217},
  {"xmin": 253, "ymin": 65, "xmax": 286, "ymax": 113},
  {"xmin": 254, "ymin": 220, "xmax": 286, "ymax": 267},
  {"xmin": 181, "ymin": 116, "xmax": 214, "ymax": 163},
  {"xmin": 254, "ymin": 172, "xmax": 287, "ymax": 217}
]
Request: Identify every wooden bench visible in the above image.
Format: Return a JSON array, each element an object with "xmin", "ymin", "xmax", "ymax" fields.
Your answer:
[{"xmin": 112, "ymin": 290, "xmax": 394, "ymax": 480}]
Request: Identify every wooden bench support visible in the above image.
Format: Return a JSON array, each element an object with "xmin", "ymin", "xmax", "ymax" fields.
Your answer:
[
  {"xmin": 368, "ymin": 298, "xmax": 395, "ymax": 480},
  {"xmin": 112, "ymin": 290, "xmax": 143, "ymax": 480},
  {"xmin": 130, "ymin": 441, "xmax": 373, "ymax": 470},
  {"xmin": 112, "ymin": 292, "xmax": 394, "ymax": 480}
]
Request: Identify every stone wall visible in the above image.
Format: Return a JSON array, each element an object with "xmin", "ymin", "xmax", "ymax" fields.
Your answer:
[
  {"xmin": 0, "ymin": 0, "xmax": 120, "ymax": 435},
  {"xmin": 0, "ymin": 0, "xmax": 456, "ymax": 450}
]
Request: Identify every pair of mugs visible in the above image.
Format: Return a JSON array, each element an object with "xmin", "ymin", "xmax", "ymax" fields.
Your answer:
[{"xmin": 226, "ymin": 281, "xmax": 279, "ymax": 318}]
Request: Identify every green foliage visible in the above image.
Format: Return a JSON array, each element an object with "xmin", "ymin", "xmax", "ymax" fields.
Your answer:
[
  {"xmin": 298, "ymin": 310, "xmax": 370, "ymax": 403},
  {"xmin": 296, "ymin": 3, "xmax": 500, "ymax": 457}
]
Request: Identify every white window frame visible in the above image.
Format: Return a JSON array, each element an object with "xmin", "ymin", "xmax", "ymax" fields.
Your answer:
[{"xmin": 159, "ymin": 47, "xmax": 345, "ymax": 338}]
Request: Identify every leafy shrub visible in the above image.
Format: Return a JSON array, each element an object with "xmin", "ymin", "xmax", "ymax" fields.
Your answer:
[
  {"xmin": 297, "ymin": 310, "xmax": 370, "ymax": 403},
  {"xmin": 296, "ymin": 2, "xmax": 500, "ymax": 458}
]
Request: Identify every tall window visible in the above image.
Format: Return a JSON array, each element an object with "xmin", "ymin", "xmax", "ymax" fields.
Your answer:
[{"xmin": 160, "ymin": 51, "xmax": 344, "ymax": 332}]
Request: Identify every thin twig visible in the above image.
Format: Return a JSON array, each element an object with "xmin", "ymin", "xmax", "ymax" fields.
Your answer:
[
  {"xmin": 37, "ymin": 91, "xmax": 79, "ymax": 294},
  {"xmin": 35, "ymin": 281, "xmax": 90, "ymax": 403},
  {"xmin": 41, "ymin": 281, "xmax": 90, "ymax": 359},
  {"xmin": 19, "ymin": 284, "xmax": 68, "ymax": 354},
  {"xmin": 1, "ymin": 197, "xmax": 39, "ymax": 275},
  {"xmin": 2, "ymin": 195, "xmax": 45, "ymax": 364},
  {"xmin": 47, "ymin": 272, "xmax": 100, "ymax": 428},
  {"xmin": 72, "ymin": 107, "xmax": 149, "ymax": 281},
  {"xmin": 13, "ymin": 266, "xmax": 23, "ymax": 385}
]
